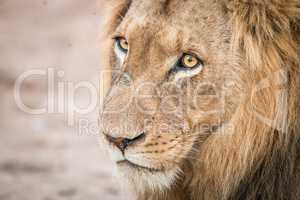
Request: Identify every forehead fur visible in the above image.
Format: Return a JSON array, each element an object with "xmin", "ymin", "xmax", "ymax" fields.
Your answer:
[
  {"xmin": 116, "ymin": 0, "xmax": 230, "ymax": 62},
  {"xmin": 127, "ymin": 0, "xmax": 225, "ymax": 23}
]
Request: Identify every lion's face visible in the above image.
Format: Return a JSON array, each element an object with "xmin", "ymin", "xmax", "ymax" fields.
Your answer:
[{"xmin": 100, "ymin": 0, "xmax": 240, "ymax": 191}]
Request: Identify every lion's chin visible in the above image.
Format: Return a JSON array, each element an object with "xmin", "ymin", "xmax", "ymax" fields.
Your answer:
[{"xmin": 115, "ymin": 160, "xmax": 181, "ymax": 193}]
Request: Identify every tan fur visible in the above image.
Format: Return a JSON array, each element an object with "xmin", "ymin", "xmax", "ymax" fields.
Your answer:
[{"xmin": 99, "ymin": 0, "xmax": 300, "ymax": 199}]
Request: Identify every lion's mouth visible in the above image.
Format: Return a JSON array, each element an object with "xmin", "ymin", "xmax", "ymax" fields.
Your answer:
[{"xmin": 116, "ymin": 160, "xmax": 162, "ymax": 172}]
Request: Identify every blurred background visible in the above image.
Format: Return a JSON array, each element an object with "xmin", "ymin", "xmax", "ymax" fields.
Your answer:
[{"xmin": 0, "ymin": 1, "xmax": 121, "ymax": 199}]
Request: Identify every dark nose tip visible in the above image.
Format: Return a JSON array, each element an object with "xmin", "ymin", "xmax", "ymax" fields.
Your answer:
[{"xmin": 105, "ymin": 132, "xmax": 146, "ymax": 152}]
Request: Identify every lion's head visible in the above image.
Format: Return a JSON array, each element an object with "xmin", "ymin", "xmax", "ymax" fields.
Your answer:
[{"xmin": 99, "ymin": 0, "xmax": 300, "ymax": 199}]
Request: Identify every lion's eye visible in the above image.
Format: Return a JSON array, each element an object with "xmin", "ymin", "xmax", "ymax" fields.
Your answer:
[
  {"xmin": 171, "ymin": 53, "xmax": 204, "ymax": 81},
  {"xmin": 116, "ymin": 37, "xmax": 129, "ymax": 53},
  {"xmin": 179, "ymin": 54, "xmax": 201, "ymax": 69},
  {"xmin": 114, "ymin": 37, "xmax": 129, "ymax": 64}
]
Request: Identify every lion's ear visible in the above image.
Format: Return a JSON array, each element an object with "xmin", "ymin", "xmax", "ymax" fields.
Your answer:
[{"xmin": 223, "ymin": 0, "xmax": 300, "ymax": 69}]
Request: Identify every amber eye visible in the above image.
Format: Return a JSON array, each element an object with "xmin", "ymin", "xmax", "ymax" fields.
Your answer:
[
  {"xmin": 116, "ymin": 37, "xmax": 129, "ymax": 53},
  {"xmin": 180, "ymin": 54, "xmax": 201, "ymax": 69}
]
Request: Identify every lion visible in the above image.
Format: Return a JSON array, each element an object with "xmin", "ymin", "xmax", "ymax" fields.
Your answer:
[{"xmin": 99, "ymin": 0, "xmax": 300, "ymax": 199}]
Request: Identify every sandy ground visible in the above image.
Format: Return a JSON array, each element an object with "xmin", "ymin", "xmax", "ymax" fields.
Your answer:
[{"xmin": 0, "ymin": 1, "xmax": 121, "ymax": 199}]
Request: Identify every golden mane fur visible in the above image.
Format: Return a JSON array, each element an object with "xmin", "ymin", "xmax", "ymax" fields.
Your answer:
[{"xmin": 99, "ymin": 0, "xmax": 300, "ymax": 199}]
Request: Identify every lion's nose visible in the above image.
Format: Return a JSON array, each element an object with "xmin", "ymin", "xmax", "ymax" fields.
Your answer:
[{"xmin": 105, "ymin": 132, "xmax": 146, "ymax": 152}]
